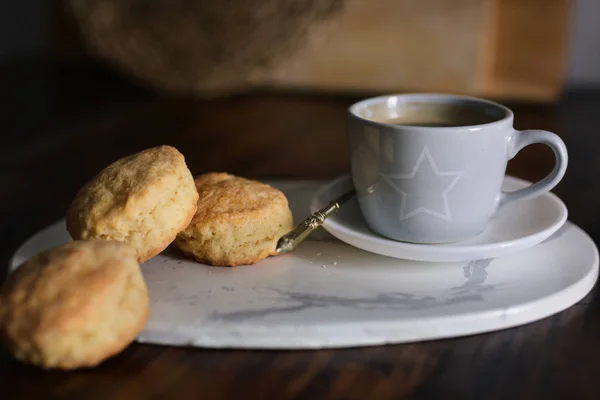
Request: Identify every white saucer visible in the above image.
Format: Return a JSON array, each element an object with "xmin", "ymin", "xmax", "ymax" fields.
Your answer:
[
  {"xmin": 7, "ymin": 181, "xmax": 596, "ymax": 349},
  {"xmin": 311, "ymin": 175, "xmax": 568, "ymax": 262}
]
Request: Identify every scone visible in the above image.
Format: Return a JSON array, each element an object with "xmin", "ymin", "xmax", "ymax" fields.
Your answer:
[
  {"xmin": 175, "ymin": 173, "xmax": 294, "ymax": 266},
  {"xmin": 66, "ymin": 145, "xmax": 198, "ymax": 262},
  {"xmin": 0, "ymin": 240, "xmax": 149, "ymax": 370}
]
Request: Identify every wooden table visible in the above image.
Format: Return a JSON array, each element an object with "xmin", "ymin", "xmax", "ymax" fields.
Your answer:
[{"xmin": 1, "ymin": 63, "xmax": 600, "ymax": 399}]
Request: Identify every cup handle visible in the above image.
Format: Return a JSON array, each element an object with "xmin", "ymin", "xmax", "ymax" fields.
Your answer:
[{"xmin": 498, "ymin": 129, "xmax": 568, "ymax": 207}]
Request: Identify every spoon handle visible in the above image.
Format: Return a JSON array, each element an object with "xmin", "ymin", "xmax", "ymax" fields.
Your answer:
[{"xmin": 275, "ymin": 189, "xmax": 356, "ymax": 254}]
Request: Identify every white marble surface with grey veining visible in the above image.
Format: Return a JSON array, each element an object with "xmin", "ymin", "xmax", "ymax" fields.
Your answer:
[{"xmin": 9, "ymin": 181, "xmax": 599, "ymax": 349}]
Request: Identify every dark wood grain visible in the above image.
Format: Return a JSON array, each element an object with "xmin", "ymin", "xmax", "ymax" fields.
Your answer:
[{"xmin": 1, "ymin": 62, "xmax": 600, "ymax": 399}]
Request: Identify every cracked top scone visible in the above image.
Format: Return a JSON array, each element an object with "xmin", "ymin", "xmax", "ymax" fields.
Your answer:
[
  {"xmin": 66, "ymin": 145, "xmax": 198, "ymax": 262},
  {"xmin": 0, "ymin": 240, "xmax": 149, "ymax": 370},
  {"xmin": 175, "ymin": 173, "xmax": 294, "ymax": 267}
]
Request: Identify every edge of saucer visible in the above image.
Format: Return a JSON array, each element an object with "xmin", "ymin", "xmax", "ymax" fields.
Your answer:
[{"xmin": 310, "ymin": 175, "xmax": 568, "ymax": 262}]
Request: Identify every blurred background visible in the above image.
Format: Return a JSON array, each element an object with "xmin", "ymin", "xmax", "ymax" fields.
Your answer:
[
  {"xmin": 2, "ymin": 0, "xmax": 597, "ymax": 192},
  {"xmin": 1, "ymin": 0, "xmax": 598, "ymax": 101}
]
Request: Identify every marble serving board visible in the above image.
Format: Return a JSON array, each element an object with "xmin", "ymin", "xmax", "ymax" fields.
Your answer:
[{"xmin": 10, "ymin": 182, "xmax": 598, "ymax": 349}]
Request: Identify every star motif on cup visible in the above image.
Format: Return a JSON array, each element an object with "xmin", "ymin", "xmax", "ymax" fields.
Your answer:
[{"xmin": 381, "ymin": 147, "xmax": 463, "ymax": 221}]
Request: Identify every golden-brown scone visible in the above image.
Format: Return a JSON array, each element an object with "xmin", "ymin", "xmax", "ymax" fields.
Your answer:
[
  {"xmin": 0, "ymin": 240, "xmax": 149, "ymax": 370},
  {"xmin": 66, "ymin": 145, "xmax": 198, "ymax": 262},
  {"xmin": 175, "ymin": 173, "xmax": 294, "ymax": 266}
]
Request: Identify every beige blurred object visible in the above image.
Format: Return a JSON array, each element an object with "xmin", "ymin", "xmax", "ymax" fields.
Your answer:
[
  {"xmin": 59, "ymin": 0, "xmax": 570, "ymax": 101},
  {"xmin": 65, "ymin": 0, "xmax": 345, "ymax": 96},
  {"xmin": 270, "ymin": 0, "xmax": 486, "ymax": 95},
  {"xmin": 268, "ymin": 0, "xmax": 571, "ymax": 101}
]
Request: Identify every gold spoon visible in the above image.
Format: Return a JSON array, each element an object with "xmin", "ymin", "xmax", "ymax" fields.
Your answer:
[{"xmin": 275, "ymin": 189, "xmax": 356, "ymax": 254}]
